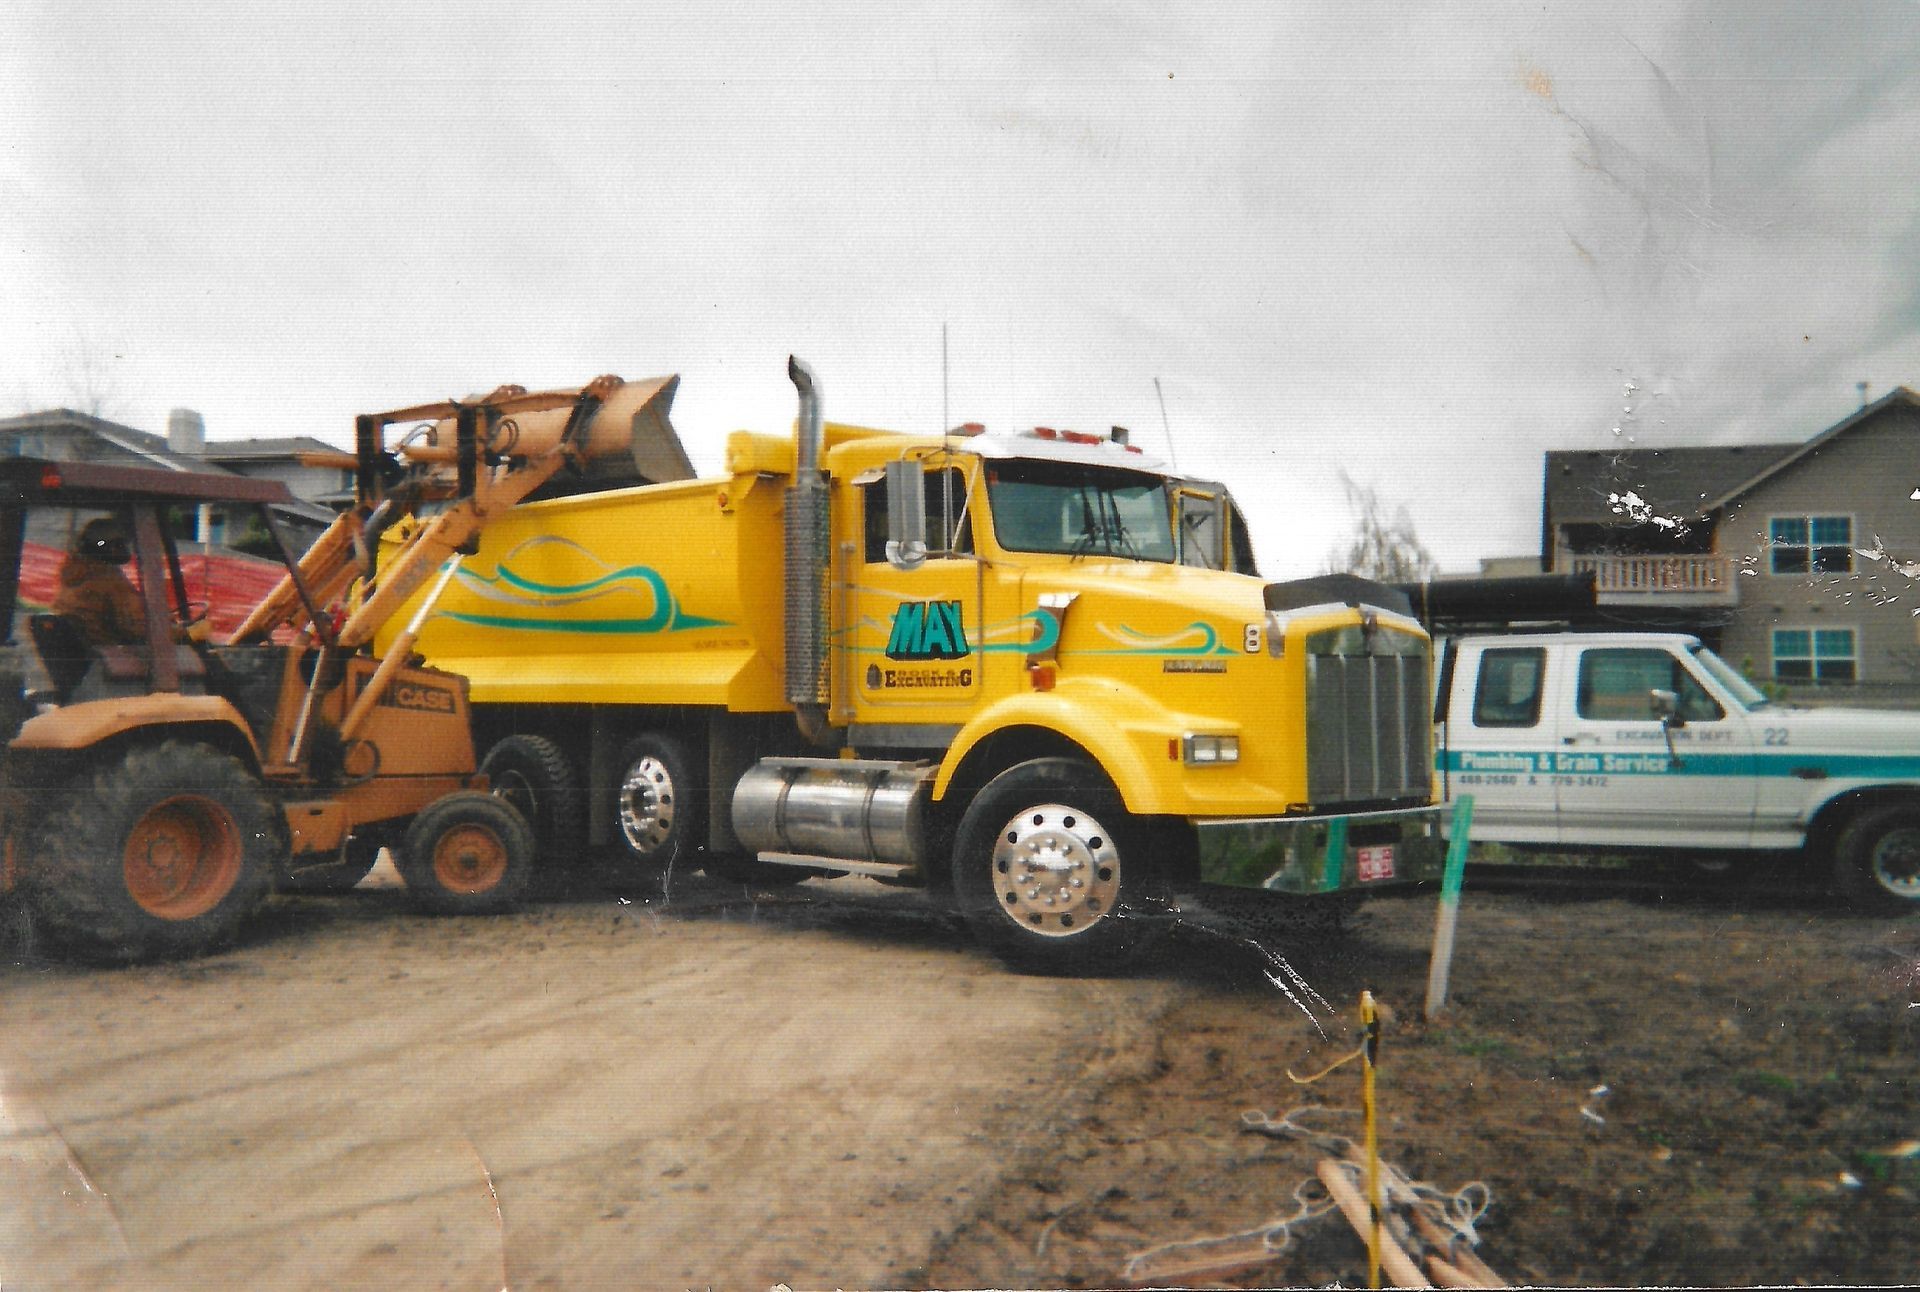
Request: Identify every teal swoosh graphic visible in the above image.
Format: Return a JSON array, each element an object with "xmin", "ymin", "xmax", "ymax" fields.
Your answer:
[
  {"xmin": 446, "ymin": 538, "xmax": 729, "ymax": 634},
  {"xmin": 833, "ymin": 612, "xmax": 1236, "ymax": 659},
  {"xmin": 1079, "ymin": 621, "xmax": 1234, "ymax": 657},
  {"xmin": 479, "ymin": 563, "xmax": 673, "ymax": 599},
  {"xmin": 441, "ymin": 608, "xmax": 728, "ymax": 634},
  {"xmin": 978, "ymin": 610, "xmax": 1059, "ymax": 654}
]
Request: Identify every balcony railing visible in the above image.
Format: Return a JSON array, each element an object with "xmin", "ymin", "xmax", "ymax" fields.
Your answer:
[{"xmin": 1566, "ymin": 553, "xmax": 1736, "ymax": 602}]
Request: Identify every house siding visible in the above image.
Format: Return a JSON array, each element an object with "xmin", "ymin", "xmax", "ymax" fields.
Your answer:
[{"xmin": 1717, "ymin": 402, "xmax": 1920, "ymax": 704}]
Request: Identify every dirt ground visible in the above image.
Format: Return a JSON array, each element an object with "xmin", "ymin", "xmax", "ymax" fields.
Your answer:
[{"xmin": 3, "ymin": 860, "xmax": 1916, "ymax": 1290}]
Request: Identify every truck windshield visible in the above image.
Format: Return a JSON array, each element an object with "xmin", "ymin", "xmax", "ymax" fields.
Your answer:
[
  {"xmin": 985, "ymin": 461, "xmax": 1176, "ymax": 562},
  {"xmin": 1691, "ymin": 644, "xmax": 1771, "ymax": 711}
]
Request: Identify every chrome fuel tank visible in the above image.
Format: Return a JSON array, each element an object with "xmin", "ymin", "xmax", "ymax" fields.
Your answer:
[{"xmin": 731, "ymin": 758, "xmax": 935, "ymax": 867}]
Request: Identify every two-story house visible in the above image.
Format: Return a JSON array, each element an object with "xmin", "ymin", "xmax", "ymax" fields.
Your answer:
[{"xmin": 1542, "ymin": 387, "xmax": 1920, "ymax": 704}]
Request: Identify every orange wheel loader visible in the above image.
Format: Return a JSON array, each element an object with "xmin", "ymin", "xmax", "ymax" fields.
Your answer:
[{"xmin": 0, "ymin": 373, "xmax": 680, "ymax": 961}]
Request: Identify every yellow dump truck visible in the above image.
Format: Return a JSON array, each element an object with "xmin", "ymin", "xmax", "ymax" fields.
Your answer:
[{"xmin": 395, "ymin": 359, "xmax": 1441, "ymax": 971}]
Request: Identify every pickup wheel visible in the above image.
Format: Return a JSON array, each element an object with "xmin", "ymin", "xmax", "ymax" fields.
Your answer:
[
  {"xmin": 1832, "ymin": 803, "xmax": 1920, "ymax": 913},
  {"xmin": 396, "ymin": 792, "xmax": 535, "ymax": 915},
  {"xmin": 26, "ymin": 741, "xmax": 278, "ymax": 962},
  {"xmin": 481, "ymin": 735, "xmax": 584, "ymax": 862},
  {"xmin": 952, "ymin": 758, "xmax": 1169, "ymax": 975}
]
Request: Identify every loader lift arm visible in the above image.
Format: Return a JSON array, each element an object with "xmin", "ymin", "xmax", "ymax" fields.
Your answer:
[{"xmin": 227, "ymin": 373, "xmax": 676, "ymax": 751}]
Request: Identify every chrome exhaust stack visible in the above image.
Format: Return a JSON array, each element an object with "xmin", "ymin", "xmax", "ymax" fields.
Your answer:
[{"xmin": 785, "ymin": 356, "xmax": 834, "ymax": 745}]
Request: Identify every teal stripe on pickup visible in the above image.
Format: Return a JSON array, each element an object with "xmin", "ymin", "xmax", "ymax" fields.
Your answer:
[{"xmin": 1440, "ymin": 749, "xmax": 1920, "ymax": 779}]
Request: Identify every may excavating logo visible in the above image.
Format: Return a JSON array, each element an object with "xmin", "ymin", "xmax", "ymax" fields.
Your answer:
[{"xmin": 885, "ymin": 600, "xmax": 971, "ymax": 660}]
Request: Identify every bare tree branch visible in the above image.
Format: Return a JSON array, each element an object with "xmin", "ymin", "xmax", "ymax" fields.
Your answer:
[{"xmin": 1322, "ymin": 470, "xmax": 1437, "ymax": 583}]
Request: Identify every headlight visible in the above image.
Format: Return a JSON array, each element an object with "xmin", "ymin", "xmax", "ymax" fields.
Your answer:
[{"xmin": 1182, "ymin": 733, "xmax": 1240, "ymax": 766}]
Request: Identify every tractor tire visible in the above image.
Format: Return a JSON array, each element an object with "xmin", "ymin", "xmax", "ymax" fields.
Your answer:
[
  {"xmin": 281, "ymin": 832, "xmax": 385, "ymax": 894},
  {"xmin": 26, "ymin": 741, "xmax": 279, "ymax": 963},
  {"xmin": 951, "ymin": 757, "xmax": 1170, "ymax": 975},
  {"xmin": 395, "ymin": 792, "xmax": 535, "ymax": 916},
  {"xmin": 1832, "ymin": 802, "xmax": 1920, "ymax": 914},
  {"xmin": 480, "ymin": 735, "xmax": 584, "ymax": 862}
]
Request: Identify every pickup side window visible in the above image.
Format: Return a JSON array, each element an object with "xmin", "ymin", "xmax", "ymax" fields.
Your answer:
[
  {"xmin": 1472, "ymin": 648, "xmax": 1546, "ymax": 728},
  {"xmin": 1576, "ymin": 648, "xmax": 1723, "ymax": 722}
]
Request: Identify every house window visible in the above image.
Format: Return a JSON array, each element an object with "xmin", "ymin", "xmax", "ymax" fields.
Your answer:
[
  {"xmin": 1768, "ymin": 515, "xmax": 1852, "ymax": 575},
  {"xmin": 1771, "ymin": 627, "xmax": 1857, "ymax": 684}
]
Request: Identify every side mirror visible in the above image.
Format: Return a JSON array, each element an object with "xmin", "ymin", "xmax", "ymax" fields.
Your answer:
[
  {"xmin": 1650, "ymin": 687, "xmax": 1686, "ymax": 769},
  {"xmin": 884, "ymin": 458, "xmax": 927, "ymax": 571},
  {"xmin": 1649, "ymin": 687, "xmax": 1685, "ymax": 729}
]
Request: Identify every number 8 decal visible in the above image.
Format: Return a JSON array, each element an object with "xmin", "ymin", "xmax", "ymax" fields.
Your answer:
[{"xmin": 1244, "ymin": 623, "xmax": 1261, "ymax": 654}]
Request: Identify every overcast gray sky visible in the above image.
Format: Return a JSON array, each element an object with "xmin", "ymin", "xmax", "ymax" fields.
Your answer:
[{"xmin": 6, "ymin": 1, "xmax": 1919, "ymax": 575}]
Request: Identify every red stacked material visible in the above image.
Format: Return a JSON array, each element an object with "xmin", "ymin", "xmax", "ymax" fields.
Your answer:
[{"xmin": 17, "ymin": 541, "xmax": 288, "ymax": 641}]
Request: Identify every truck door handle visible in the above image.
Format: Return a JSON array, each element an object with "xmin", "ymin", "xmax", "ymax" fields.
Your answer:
[{"xmin": 1562, "ymin": 735, "xmax": 1598, "ymax": 746}]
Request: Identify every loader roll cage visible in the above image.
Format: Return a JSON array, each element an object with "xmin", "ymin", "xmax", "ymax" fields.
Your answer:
[{"xmin": 0, "ymin": 458, "xmax": 316, "ymax": 676}]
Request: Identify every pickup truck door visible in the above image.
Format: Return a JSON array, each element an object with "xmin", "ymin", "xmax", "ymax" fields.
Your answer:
[
  {"xmin": 1553, "ymin": 645, "xmax": 1758, "ymax": 848},
  {"xmin": 1442, "ymin": 642, "xmax": 1564, "ymax": 843}
]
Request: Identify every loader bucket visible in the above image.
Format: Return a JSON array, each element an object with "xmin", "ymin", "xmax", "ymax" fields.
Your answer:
[{"xmin": 412, "ymin": 374, "xmax": 694, "ymax": 497}]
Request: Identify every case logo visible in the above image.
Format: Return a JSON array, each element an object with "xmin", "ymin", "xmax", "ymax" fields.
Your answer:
[{"xmin": 885, "ymin": 600, "xmax": 971, "ymax": 661}]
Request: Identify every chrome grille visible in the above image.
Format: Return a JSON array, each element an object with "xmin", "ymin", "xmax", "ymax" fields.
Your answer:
[{"xmin": 1306, "ymin": 647, "xmax": 1432, "ymax": 805}]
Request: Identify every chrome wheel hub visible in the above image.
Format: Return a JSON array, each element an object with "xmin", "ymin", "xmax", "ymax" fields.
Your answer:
[
  {"xmin": 992, "ymin": 802, "xmax": 1120, "ymax": 938},
  {"xmin": 618, "ymin": 756, "xmax": 676, "ymax": 856}
]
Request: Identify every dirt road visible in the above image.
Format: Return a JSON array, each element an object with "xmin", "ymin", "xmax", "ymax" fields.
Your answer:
[
  {"xmin": 4, "ymin": 863, "xmax": 1917, "ymax": 1290},
  {"xmin": 2, "ymin": 868, "xmax": 1179, "ymax": 1291}
]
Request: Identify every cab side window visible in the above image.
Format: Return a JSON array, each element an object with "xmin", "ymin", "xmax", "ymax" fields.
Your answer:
[
  {"xmin": 862, "ymin": 467, "xmax": 973, "ymax": 564},
  {"xmin": 1472, "ymin": 648, "xmax": 1545, "ymax": 728},
  {"xmin": 1576, "ymin": 648, "xmax": 1723, "ymax": 722},
  {"xmin": 1177, "ymin": 492, "xmax": 1223, "ymax": 570}
]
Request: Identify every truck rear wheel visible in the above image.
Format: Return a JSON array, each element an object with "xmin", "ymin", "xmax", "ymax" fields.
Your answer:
[
  {"xmin": 1833, "ymin": 802, "xmax": 1920, "ymax": 913},
  {"xmin": 952, "ymin": 757, "xmax": 1169, "ymax": 975},
  {"xmin": 27, "ymin": 741, "xmax": 278, "ymax": 962},
  {"xmin": 612, "ymin": 733, "xmax": 702, "ymax": 874},
  {"xmin": 396, "ymin": 792, "xmax": 535, "ymax": 915},
  {"xmin": 481, "ymin": 735, "xmax": 584, "ymax": 862}
]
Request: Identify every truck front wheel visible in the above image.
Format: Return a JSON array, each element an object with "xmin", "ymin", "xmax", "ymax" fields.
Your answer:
[
  {"xmin": 952, "ymin": 758, "xmax": 1169, "ymax": 974},
  {"xmin": 1833, "ymin": 803, "xmax": 1920, "ymax": 913},
  {"xmin": 27, "ymin": 741, "xmax": 279, "ymax": 962}
]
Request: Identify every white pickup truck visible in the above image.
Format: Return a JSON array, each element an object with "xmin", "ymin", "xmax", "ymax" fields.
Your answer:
[{"xmin": 1436, "ymin": 631, "xmax": 1920, "ymax": 911}]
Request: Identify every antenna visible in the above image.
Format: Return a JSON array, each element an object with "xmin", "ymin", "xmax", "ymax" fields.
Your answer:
[
  {"xmin": 941, "ymin": 322, "xmax": 954, "ymax": 551},
  {"xmin": 1154, "ymin": 376, "xmax": 1180, "ymax": 470}
]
